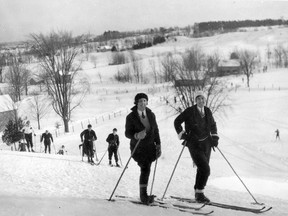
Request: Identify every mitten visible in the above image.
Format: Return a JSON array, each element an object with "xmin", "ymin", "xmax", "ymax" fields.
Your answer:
[{"xmin": 211, "ymin": 134, "xmax": 219, "ymax": 147}]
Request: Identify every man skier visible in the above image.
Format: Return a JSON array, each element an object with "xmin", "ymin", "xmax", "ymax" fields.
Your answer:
[
  {"xmin": 275, "ymin": 129, "xmax": 280, "ymax": 140},
  {"xmin": 22, "ymin": 120, "xmax": 36, "ymax": 152},
  {"xmin": 80, "ymin": 124, "xmax": 97, "ymax": 164},
  {"xmin": 106, "ymin": 128, "xmax": 120, "ymax": 167},
  {"xmin": 125, "ymin": 93, "xmax": 161, "ymax": 204},
  {"xmin": 40, "ymin": 130, "xmax": 54, "ymax": 154},
  {"xmin": 174, "ymin": 91, "xmax": 219, "ymax": 203}
]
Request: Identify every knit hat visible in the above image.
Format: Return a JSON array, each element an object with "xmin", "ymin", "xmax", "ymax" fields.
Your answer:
[
  {"xmin": 195, "ymin": 91, "xmax": 205, "ymax": 100},
  {"xmin": 87, "ymin": 124, "xmax": 92, "ymax": 128},
  {"xmin": 134, "ymin": 93, "xmax": 148, "ymax": 104}
]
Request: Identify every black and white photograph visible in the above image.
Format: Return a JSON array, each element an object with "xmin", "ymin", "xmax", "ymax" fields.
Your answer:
[{"xmin": 0, "ymin": 0, "xmax": 288, "ymax": 215}]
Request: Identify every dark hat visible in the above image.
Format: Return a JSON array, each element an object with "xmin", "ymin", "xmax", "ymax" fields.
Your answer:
[
  {"xmin": 113, "ymin": 128, "xmax": 117, "ymax": 131},
  {"xmin": 134, "ymin": 93, "xmax": 148, "ymax": 104},
  {"xmin": 88, "ymin": 124, "xmax": 92, "ymax": 128}
]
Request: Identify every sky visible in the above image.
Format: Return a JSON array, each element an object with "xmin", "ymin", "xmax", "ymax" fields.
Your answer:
[{"xmin": 1, "ymin": 0, "xmax": 288, "ymax": 43}]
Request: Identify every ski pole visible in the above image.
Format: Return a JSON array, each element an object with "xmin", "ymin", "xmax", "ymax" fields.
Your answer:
[
  {"xmin": 94, "ymin": 141, "xmax": 99, "ymax": 161},
  {"xmin": 150, "ymin": 159, "xmax": 158, "ymax": 196},
  {"xmin": 161, "ymin": 141, "xmax": 187, "ymax": 200},
  {"xmin": 118, "ymin": 149, "xmax": 123, "ymax": 167},
  {"xmin": 52, "ymin": 142, "xmax": 56, "ymax": 154},
  {"xmin": 216, "ymin": 146, "xmax": 264, "ymax": 205},
  {"xmin": 97, "ymin": 149, "xmax": 108, "ymax": 165},
  {"xmin": 79, "ymin": 144, "xmax": 84, "ymax": 161},
  {"xmin": 108, "ymin": 139, "xmax": 141, "ymax": 201}
]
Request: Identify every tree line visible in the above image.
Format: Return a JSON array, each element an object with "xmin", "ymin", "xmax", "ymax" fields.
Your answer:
[{"xmin": 195, "ymin": 18, "xmax": 288, "ymax": 34}]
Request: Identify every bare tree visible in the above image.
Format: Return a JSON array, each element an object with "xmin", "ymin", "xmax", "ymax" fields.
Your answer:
[
  {"xmin": 238, "ymin": 49, "xmax": 258, "ymax": 88},
  {"xmin": 97, "ymin": 72, "xmax": 102, "ymax": 83},
  {"xmin": 274, "ymin": 44, "xmax": 284, "ymax": 68},
  {"xmin": 109, "ymin": 52, "xmax": 126, "ymax": 65},
  {"xmin": 129, "ymin": 51, "xmax": 142, "ymax": 83},
  {"xmin": 28, "ymin": 93, "xmax": 52, "ymax": 129},
  {"xmin": 149, "ymin": 59, "xmax": 159, "ymax": 83},
  {"xmin": 0, "ymin": 54, "xmax": 5, "ymax": 83},
  {"xmin": 30, "ymin": 31, "xmax": 90, "ymax": 132},
  {"xmin": 161, "ymin": 52, "xmax": 177, "ymax": 82},
  {"xmin": 5, "ymin": 55, "xmax": 31, "ymax": 101},
  {"xmin": 114, "ymin": 65, "xmax": 132, "ymax": 83},
  {"xmin": 170, "ymin": 48, "xmax": 230, "ymax": 114}
]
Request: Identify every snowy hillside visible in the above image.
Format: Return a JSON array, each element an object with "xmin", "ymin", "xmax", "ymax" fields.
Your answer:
[{"xmin": 1, "ymin": 28, "xmax": 288, "ymax": 215}]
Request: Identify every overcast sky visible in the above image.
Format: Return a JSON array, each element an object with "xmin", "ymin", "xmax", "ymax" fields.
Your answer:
[{"xmin": 0, "ymin": 0, "xmax": 288, "ymax": 43}]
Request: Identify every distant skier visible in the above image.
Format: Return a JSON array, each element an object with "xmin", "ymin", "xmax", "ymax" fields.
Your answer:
[
  {"xmin": 18, "ymin": 140, "xmax": 26, "ymax": 152},
  {"xmin": 106, "ymin": 128, "xmax": 120, "ymax": 167},
  {"xmin": 275, "ymin": 129, "xmax": 280, "ymax": 140},
  {"xmin": 57, "ymin": 145, "xmax": 66, "ymax": 155},
  {"xmin": 40, "ymin": 130, "xmax": 54, "ymax": 154},
  {"xmin": 80, "ymin": 124, "xmax": 97, "ymax": 163},
  {"xmin": 125, "ymin": 93, "xmax": 161, "ymax": 204},
  {"xmin": 174, "ymin": 91, "xmax": 219, "ymax": 203},
  {"xmin": 21, "ymin": 120, "xmax": 36, "ymax": 152}
]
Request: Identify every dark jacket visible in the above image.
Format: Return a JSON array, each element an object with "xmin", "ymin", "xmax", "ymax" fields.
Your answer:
[
  {"xmin": 174, "ymin": 105, "xmax": 217, "ymax": 148},
  {"xmin": 40, "ymin": 133, "xmax": 53, "ymax": 144},
  {"xmin": 106, "ymin": 133, "xmax": 120, "ymax": 147},
  {"xmin": 125, "ymin": 106, "xmax": 161, "ymax": 163},
  {"xmin": 80, "ymin": 129, "xmax": 97, "ymax": 142}
]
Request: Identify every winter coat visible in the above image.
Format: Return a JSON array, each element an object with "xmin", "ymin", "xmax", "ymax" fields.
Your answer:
[
  {"xmin": 40, "ymin": 133, "xmax": 54, "ymax": 145},
  {"xmin": 106, "ymin": 133, "xmax": 120, "ymax": 147},
  {"xmin": 22, "ymin": 125, "xmax": 34, "ymax": 135},
  {"xmin": 125, "ymin": 106, "xmax": 161, "ymax": 163},
  {"xmin": 174, "ymin": 105, "xmax": 217, "ymax": 148},
  {"xmin": 80, "ymin": 129, "xmax": 97, "ymax": 142}
]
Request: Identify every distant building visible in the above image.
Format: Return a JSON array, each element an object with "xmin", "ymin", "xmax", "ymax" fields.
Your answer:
[
  {"xmin": 0, "ymin": 95, "xmax": 15, "ymax": 131},
  {"xmin": 217, "ymin": 59, "xmax": 241, "ymax": 76}
]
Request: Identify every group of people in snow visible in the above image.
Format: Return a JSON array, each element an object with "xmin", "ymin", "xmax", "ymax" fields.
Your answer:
[
  {"xmin": 79, "ymin": 92, "xmax": 218, "ymax": 204},
  {"xmin": 123, "ymin": 92, "xmax": 219, "ymax": 204},
  {"xmin": 80, "ymin": 125, "xmax": 120, "ymax": 167},
  {"xmin": 18, "ymin": 121, "xmax": 65, "ymax": 155}
]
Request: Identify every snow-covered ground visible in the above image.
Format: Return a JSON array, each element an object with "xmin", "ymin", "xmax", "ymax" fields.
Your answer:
[{"xmin": 1, "ymin": 28, "xmax": 288, "ymax": 215}]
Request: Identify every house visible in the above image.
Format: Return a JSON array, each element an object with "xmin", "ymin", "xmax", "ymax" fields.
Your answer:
[
  {"xmin": 217, "ymin": 59, "xmax": 241, "ymax": 76},
  {"xmin": 0, "ymin": 95, "xmax": 15, "ymax": 131}
]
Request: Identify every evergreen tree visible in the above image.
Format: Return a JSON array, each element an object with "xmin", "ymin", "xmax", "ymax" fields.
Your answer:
[{"xmin": 2, "ymin": 118, "xmax": 25, "ymax": 149}]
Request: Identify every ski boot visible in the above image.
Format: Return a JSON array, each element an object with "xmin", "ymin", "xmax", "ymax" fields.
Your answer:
[
  {"xmin": 195, "ymin": 192, "xmax": 210, "ymax": 203},
  {"xmin": 116, "ymin": 162, "xmax": 120, "ymax": 167},
  {"xmin": 140, "ymin": 186, "xmax": 154, "ymax": 205}
]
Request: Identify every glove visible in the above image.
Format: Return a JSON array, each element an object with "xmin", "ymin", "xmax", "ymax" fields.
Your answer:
[
  {"xmin": 211, "ymin": 135, "xmax": 219, "ymax": 147},
  {"xmin": 34, "ymin": 134, "xmax": 36, "ymax": 136},
  {"xmin": 156, "ymin": 145, "xmax": 161, "ymax": 159},
  {"xmin": 178, "ymin": 131, "xmax": 188, "ymax": 140},
  {"xmin": 135, "ymin": 130, "xmax": 146, "ymax": 140}
]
